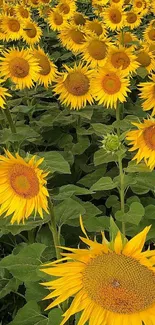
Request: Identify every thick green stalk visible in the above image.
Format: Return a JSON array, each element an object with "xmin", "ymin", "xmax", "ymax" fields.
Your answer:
[
  {"xmin": 3, "ymin": 106, "xmax": 16, "ymax": 134},
  {"xmin": 116, "ymin": 105, "xmax": 125, "ymax": 236},
  {"xmin": 48, "ymin": 198, "xmax": 61, "ymax": 260}
]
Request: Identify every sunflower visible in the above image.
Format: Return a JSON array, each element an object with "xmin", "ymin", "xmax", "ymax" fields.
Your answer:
[
  {"xmin": 92, "ymin": 68, "xmax": 130, "ymax": 109},
  {"xmin": 41, "ymin": 222, "xmax": 155, "ymax": 325},
  {"xmin": 139, "ymin": 75, "xmax": 155, "ymax": 116},
  {"xmin": 81, "ymin": 34, "xmax": 111, "ymax": 68},
  {"xmin": 106, "ymin": 45, "xmax": 140, "ymax": 75},
  {"xmin": 0, "ymin": 48, "xmax": 40, "ymax": 90},
  {"xmin": 0, "ymin": 81, "xmax": 11, "ymax": 109},
  {"xmin": 15, "ymin": 4, "xmax": 31, "ymax": 20},
  {"xmin": 1, "ymin": 15, "xmax": 22, "ymax": 41},
  {"xmin": 32, "ymin": 46, "xmax": 57, "ymax": 88},
  {"xmin": 0, "ymin": 150, "xmax": 49, "ymax": 224},
  {"xmin": 116, "ymin": 31, "xmax": 139, "ymax": 47},
  {"xmin": 53, "ymin": 62, "xmax": 95, "ymax": 110},
  {"xmin": 85, "ymin": 18, "xmax": 106, "ymax": 36},
  {"xmin": 136, "ymin": 47, "xmax": 155, "ymax": 73},
  {"xmin": 2, "ymin": 4, "xmax": 16, "ymax": 16},
  {"xmin": 102, "ymin": 4, "xmax": 125, "ymax": 31},
  {"xmin": 22, "ymin": 20, "xmax": 42, "ymax": 46},
  {"xmin": 58, "ymin": 23, "xmax": 86, "ymax": 54},
  {"xmin": 70, "ymin": 12, "xmax": 87, "ymax": 27},
  {"xmin": 56, "ymin": 0, "xmax": 76, "ymax": 19},
  {"xmin": 144, "ymin": 25, "xmax": 155, "ymax": 45},
  {"xmin": 126, "ymin": 119, "xmax": 155, "ymax": 169},
  {"xmin": 125, "ymin": 11, "xmax": 142, "ymax": 29},
  {"xmin": 133, "ymin": 0, "xmax": 148, "ymax": 14},
  {"xmin": 47, "ymin": 9, "xmax": 68, "ymax": 31}
]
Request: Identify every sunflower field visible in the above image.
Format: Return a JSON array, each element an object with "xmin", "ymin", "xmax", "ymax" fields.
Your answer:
[{"xmin": 1, "ymin": 0, "xmax": 155, "ymax": 324}]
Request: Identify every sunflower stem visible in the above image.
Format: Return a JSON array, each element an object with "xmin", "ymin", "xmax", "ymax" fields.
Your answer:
[
  {"xmin": 3, "ymin": 106, "xmax": 16, "ymax": 134},
  {"xmin": 48, "ymin": 198, "xmax": 61, "ymax": 260},
  {"xmin": 116, "ymin": 104, "xmax": 126, "ymax": 237}
]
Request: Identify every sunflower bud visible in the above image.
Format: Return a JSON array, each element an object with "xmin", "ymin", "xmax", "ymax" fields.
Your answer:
[{"xmin": 101, "ymin": 133, "xmax": 120, "ymax": 153}]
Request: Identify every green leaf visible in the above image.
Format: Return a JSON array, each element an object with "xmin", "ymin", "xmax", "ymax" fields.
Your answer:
[
  {"xmin": 54, "ymin": 198, "xmax": 86, "ymax": 226},
  {"xmin": 53, "ymin": 184, "xmax": 94, "ymax": 200},
  {"xmin": 71, "ymin": 136, "xmax": 90, "ymax": 155},
  {"xmin": 115, "ymin": 202, "xmax": 145, "ymax": 225},
  {"xmin": 8, "ymin": 301, "xmax": 46, "ymax": 325},
  {"xmin": 109, "ymin": 217, "xmax": 120, "ymax": 241},
  {"xmin": 0, "ymin": 244, "xmax": 46, "ymax": 282},
  {"xmin": 83, "ymin": 215, "xmax": 110, "ymax": 232},
  {"xmin": 25, "ymin": 282, "xmax": 48, "ymax": 302},
  {"xmin": 0, "ymin": 214, "xmax": 50, "ymax": 236},
  {"xmin": 137, "ymin": 67, "xmax": 148, "ymax": 79},
  {"xmin": 78, "ymin": 166, "xmax": 106, "ymax": 188},
  {"xmin": 94, "ymin": 149, "xmax": 118, "ymax": 166},
  {"xmin": 91, "ymin": 123, "xmax": 113, "ymax": 135},
  {"xmin": 48, "ymin": 308, "xmax": 63, "ymax": 325},
  {"xmin": 90, "ymin": 177, "xmax": 117, "ymax": 191},
  {"xmin": 144, "ymin": 205, "xmax": 155, "ymax": 220},
  {"xmin": 106, "ymin": 195, "xmax": 119, "ymax": 208},
  {"xmin": 125, "ymin": 161, "xmax": 151, "ymax": 173},
  {"xmin": 0, "ymin": 276, "xmax": 21, "ymax": 299},
  {"xmin": 37, "ymin": 151, "xmax": 71, "ymax": 174}
]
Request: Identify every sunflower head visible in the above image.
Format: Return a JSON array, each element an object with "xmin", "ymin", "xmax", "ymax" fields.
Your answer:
[
  {"xmin": 126, "ymin": 118, "xmax": 155, "ymax": 169},
  {"xmin": 102, "ymin": 4, "xmax": 125, "ymax": 31},
  {"xmin": 41, "ymin": 223, "xmax": 155, "ymax": 325},
  {"xmin": 53, "ymin": 62, "xmax": 95, "ymax": 110},
  {"xmin": 22, "ymin": 20, "xmax": 42, "ymax": 45},
  {"xmin": 0, "ymin": 150, "xmax": 49, "ymax": 224}
]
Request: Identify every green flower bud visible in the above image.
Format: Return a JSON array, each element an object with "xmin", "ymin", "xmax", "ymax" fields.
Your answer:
[{"xmin": 101, "ymin": 134, "xmax": 120, "ymax": 153}]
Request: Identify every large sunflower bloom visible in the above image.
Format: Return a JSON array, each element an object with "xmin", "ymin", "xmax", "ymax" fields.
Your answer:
[
  {"xmin": 32, "ymin": 46, "xmax": 57, "ymax": 88},
  {"xmin": 70, "ymin": 12, "xmax": 87, "ymax": 27},
  {"xmin": 53, "ymin": 62, "xmax": 95, "ymax": 110},
  {"xmin": 136, "ymin": 47, "xmax": 155, "ymax": 73},
  {"xmin": 41, "ymin": 224, "xmax": 155, "ymax": 325},
  {"xmin": 0, "ymin": 150, "xmax": 49, "ymax": 224},
  {"xmin": 56, "ymin": 0, "xmax": 76, "ymax": 19},
  {"xmin": 106, "ymin": 45, "xmax": 140, "ymax": 75},
  {"xmin": 126, "ymin": 118, "xmax": 155, "ymax": 169},
  {"xmin": 139, "ymin": 75, "xmax": 155, "ymax": 116},
  {"xmin": 144, "ymin": 25, "xmax": 155, "ymax": 45},
  {"xmin": 102, "ymin": 4, "xmax": 125, "ymax": 31},
  {"xmin": 84, "ymin": 18, "xmax": 106, "ymax": 36},
  {"xmin": 47, "ymin": 9, "xmax": 68, "ymax": 32},
  {"xmin": 15, "ymin": 4, "xmax": 31, "ymax": 21},
  {"xmin": 1, "ymin": 15, "xmax": 22, "ymax": 41},
  {"xmin": 22, "ymin": 20, "xmax": 42, "ymax": 46},
  {"xmin": 58, "ymin": 23, "xmax": 86, "ymax": 54},
  {"xmin": 92, "ymin": 68, "xmax": 130, "ymax": 109},
  {"xmin": 0, "ymin": 48, "xmax": 40, "ymax": 90},
  {"xmin": 81, "ymin": 34, "xmax": 111, "ymax": 68},
  {"xmin": 125, "ymin": 11, "xmax": 142, "ymax": 30}
]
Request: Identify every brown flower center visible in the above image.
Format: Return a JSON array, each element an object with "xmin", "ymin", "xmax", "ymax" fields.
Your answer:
[
  {"xmin": 10, "ymin": 164, "xmax": 39, "ymax": 198},
  {"xmin": 8, "ymin": 19, "xmax": 20, "ymax": 32},
  {"xmin": 144, "ymin": 126, "xmax": 155, "ymax": 150},
  {"xmin": 121, "ymin": 32, "xmax": 132, "ymax": 44},
  {"xmin": 102, "ymin": 73, "xmax": 121, "ymax": 94},
  {"xmin": 25, "ymin": 23, "xmax": 37, "ymax": 38},
  {"xmin": 111, "ymin": 51, "xmax": 130, "ymax": 69},
  {"xmin": 126, "ymin": 12, "xmax": 137, "ymax": 24},
  {"xmin": 109, "ymin": 9, "xmax": 122, "ymax": 24},
  {"xmin": 88, "ymin": 40, "xmax": 107, "ymax": 60},
  {"xmin": 148, "ymin": 29, "xmax": 155, "ymax": 41},
  {"xmin": 88, "ymin": 21, "xmax": 103, "ymax": 36},
  {"xmin": 70, "ymin": 30, "xmax": 85, "ymax": 44},
  {"xmin": 53, "ymin": 12, "xmax": 63, "ymax": 25},
  {"xmin": 9, "ymin": 57, "xmax": 30, "ymax": 78},
  {"xmin": 137, "ymin": 51, "xmax": 151, "ymax": 67},
  {"xmin": 136, "ymin": 0, "xmax": 143, "ymax": 7},
  {"xmin": 59, "ymin": 3, "xmax": 70, "ymax": 14},
  {"xmin": 64, "ymin": 71, "xmax": 90, "ymax": 96},
  {"xmin": 83, "ymin": 252, "xmax": 155, "ymax": 313},
  {"xmin": 19, "ymin": 6, "xmax": 29, "ymax": 18},
  {"xmin": 34, "ymin": 52, "xmax": 51, "ymax": 75},
  {"xmin": 74, "ymin": 13, "xmax": 86, "ymax": 26}
]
